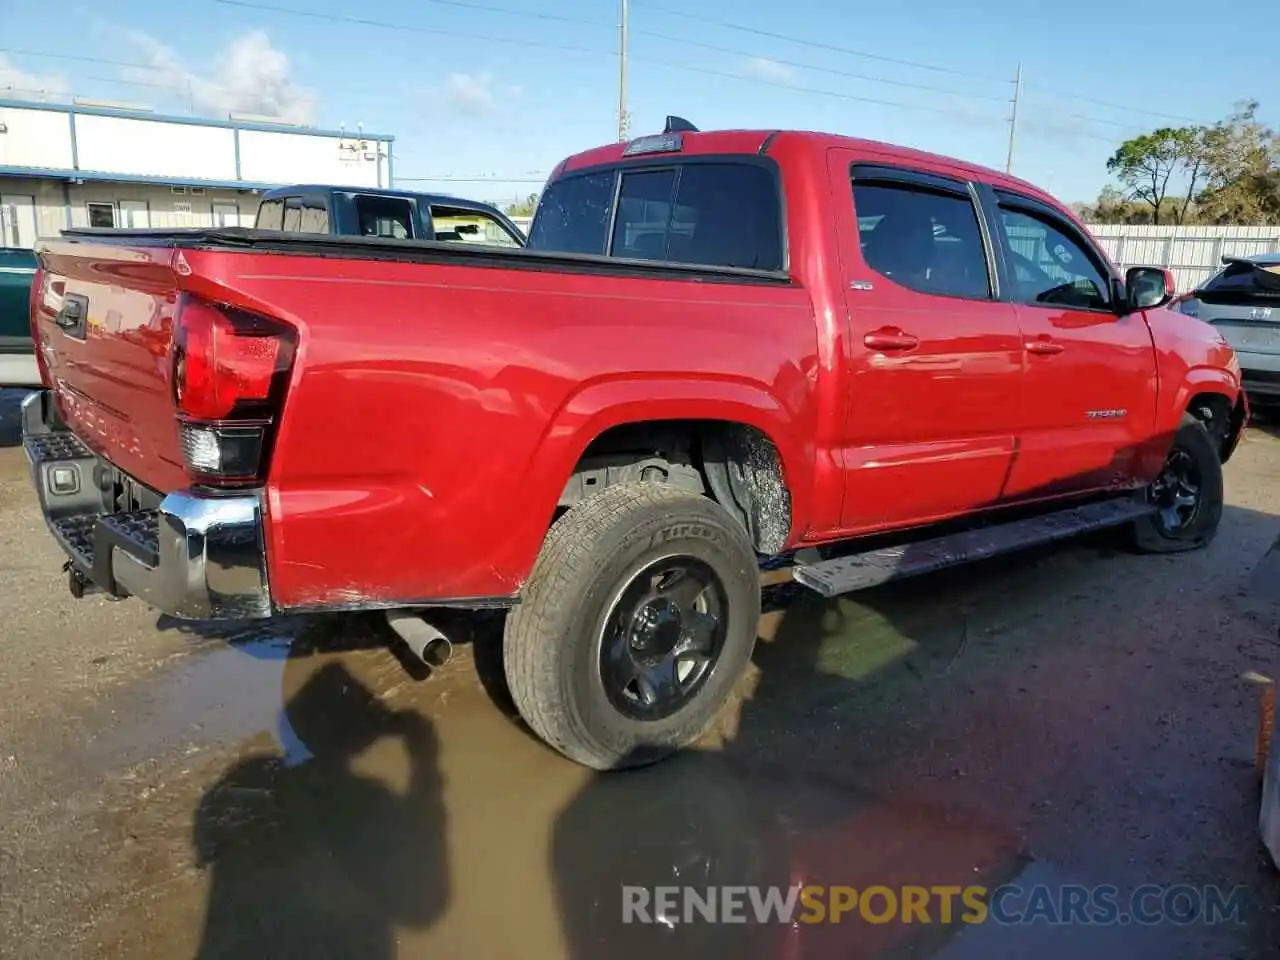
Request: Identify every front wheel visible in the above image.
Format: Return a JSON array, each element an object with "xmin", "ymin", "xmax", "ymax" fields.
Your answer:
[
  {"xmin": 1131, "ymin": 413, "xmax": 1224, "ymax": 553},
  {"xmin": 503, "ymin": 483, "xmax": 762, "ymax": 770}
]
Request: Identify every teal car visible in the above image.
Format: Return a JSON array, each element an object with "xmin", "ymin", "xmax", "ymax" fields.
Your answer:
[{"xmin": 0, "ymin": 247, "xmax": 39, "ymax": 387}]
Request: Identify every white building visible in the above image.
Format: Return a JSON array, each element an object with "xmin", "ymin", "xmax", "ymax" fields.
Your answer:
[{"xmin": 0, "ymin": 98, "xmax": 395, "ymax": 249}]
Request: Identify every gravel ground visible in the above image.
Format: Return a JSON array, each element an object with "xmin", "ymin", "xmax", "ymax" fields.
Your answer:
[{"xmin": 1, "ymin": 386, "xmax": 1279, "ymax": 959}]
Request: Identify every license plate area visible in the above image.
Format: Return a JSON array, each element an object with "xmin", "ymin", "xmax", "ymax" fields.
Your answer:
[{"xmin": 1224, "ymin": 322, "xmax": 1280, "ymax": 353}]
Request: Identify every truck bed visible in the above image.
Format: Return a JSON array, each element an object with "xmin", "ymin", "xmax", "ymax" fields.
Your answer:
[{"xmin": 57, "ymin": 227, "xmax": 793, "ymax": 285}]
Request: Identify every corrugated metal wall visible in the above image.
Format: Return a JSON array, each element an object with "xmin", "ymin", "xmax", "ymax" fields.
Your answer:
[{"xmin": 1086, "ymin": 224, "xmax": 1280, "ymax": 292}]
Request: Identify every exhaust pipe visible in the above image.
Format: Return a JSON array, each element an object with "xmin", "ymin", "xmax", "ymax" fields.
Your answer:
[{"xmin": 385, "ymin": 611, "xmax": 453, "ymax": 667}]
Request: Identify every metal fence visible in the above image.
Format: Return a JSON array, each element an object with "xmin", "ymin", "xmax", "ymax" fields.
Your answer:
[{"xmin": 1085, "ymin": 225, "xmax": 1280, "ymax": 293}]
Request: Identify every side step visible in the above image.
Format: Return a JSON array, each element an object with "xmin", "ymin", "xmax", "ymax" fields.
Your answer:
[{"xmin": 792, "ymin": 497, "xmax": 1155, "ymax": 598}]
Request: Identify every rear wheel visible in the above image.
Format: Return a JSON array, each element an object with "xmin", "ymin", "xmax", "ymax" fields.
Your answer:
[
  {"xmin": 1132, "ymin": 413, "xmax": 1223, "ymax": 553},
  {"xmin": 504, "ymin": 483, "xmax": 761, "ymax": 770}
]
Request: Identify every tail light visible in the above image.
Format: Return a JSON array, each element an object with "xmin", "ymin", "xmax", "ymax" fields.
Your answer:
[
  {"xmin": 171, "ymin": 295, "xmax": 296, "ymax": 486},
  {"xmin": 28, "ymin": 266, "xmax": 50, "ymax": 386}
]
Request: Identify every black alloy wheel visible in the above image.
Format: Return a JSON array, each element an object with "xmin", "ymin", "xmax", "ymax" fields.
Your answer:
[
  {"xmin": 598, "ymin": 557, "xmax": 728, "ymax": 721},
  {"xmin": 1149, "ymin": 447, "xmax": 1203, "ymax": 534}
]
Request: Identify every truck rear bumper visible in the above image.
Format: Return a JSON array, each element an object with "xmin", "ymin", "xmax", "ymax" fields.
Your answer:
[{"xmin": 21, "ymin": 390, "xmax": 272, "ymax": 620}]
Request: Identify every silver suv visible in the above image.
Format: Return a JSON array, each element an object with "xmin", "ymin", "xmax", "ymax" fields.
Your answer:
[{"xmin": 1174, "ymin": 253, "xmax": 1280, "ymax": 406}]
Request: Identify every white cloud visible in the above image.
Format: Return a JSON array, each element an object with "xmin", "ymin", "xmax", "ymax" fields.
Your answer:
[
  {"xmin": 444, "ymin": 73, "xmax": 497, "ymax": 114},
  {"xmin": 743, "ymin": 56, "xmax": 797, "ymax": 86},
  {"xmin": 441, "ymin": 72, "xmax": 523, "ymax": 116},
  {"xmin": 0, "ymin": 56, "xmax": 70, "ymax": 102},
  {"xmin": 123, "ymin": 30, "xmax": 317, "ymax": 124}
]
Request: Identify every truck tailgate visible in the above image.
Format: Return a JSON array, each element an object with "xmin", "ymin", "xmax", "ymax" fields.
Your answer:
[{"xmin": 34, "ymin": 240, "xmax": 188, "ymax": 493}]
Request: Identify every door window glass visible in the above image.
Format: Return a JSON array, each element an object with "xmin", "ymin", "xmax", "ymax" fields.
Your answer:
[
  {"xmin": 998, "ymin": 208, "xmax": 1110, "ymax": 310},
  {"xmin": 354, "ymin": 195, "xmax": 413, "ymax": 239},
  {"xmin": 852, "ymin": 181, "xmax": 991, "ymax": 298},
  {"xmin": 256, "ymin": 199, "xmax": 284, "ymax": 230}
]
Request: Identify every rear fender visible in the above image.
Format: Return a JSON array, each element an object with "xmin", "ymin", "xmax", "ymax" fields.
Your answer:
[{"xmin": 487, "ymin": 376, "xmax": 813, "ymax": 586}]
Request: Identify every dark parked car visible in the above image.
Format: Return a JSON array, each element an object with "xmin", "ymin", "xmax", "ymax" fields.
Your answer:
[
  {"xmin": 254, "ymin": 185, "xmax": 527, "ymax": 247},
  {"xmin": 1173, "ymin": 253, "xmax": 1280, "ymax": 406},
  {"xmin": 0, "ymin": 246, "xmax": 39, "ymax": 387}
]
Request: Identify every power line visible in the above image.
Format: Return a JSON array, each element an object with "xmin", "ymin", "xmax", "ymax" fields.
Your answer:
[
  {"xmin": 208, "ymin": 0, "xmax": 610, "ymax": 57},
  {"xmin": 216, "ymin": 0, "xmax": 614, "ymax": 28},
  {"xmin": 635, "ymin": 54, "xmax": 1009, "ymax": 124},
  {"xmin": 0, "ymin": 48, "xmax": 162, "ymax": 72},
  {"xmin": 633, "ymin": 0, "xmax": 1008, "ymax": 83},
  {"xmin": 1021, "ymin": 84, "xmax": 1210, "ymax": 126},
  {"xmin": 111, "ymin": 3, "xmax": 1015, "ymax": 126},
  {"xmin": 632, "ymin": 2, "xmax": 1219, "ymax": 129},
  {"xmin": 632, "ymin": 28, "xmax": 1010, "ymax": 103}
]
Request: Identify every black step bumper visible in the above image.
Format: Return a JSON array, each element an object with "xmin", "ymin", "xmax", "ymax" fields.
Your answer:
[{"xmin": 21, "ymin": 390, "xmax": 273, "ymax": 620}]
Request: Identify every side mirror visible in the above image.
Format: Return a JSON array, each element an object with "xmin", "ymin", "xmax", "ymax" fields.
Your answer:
[{"xmin": 1125, "ymin": 266, "xmax": 1175, "ymax": 311}]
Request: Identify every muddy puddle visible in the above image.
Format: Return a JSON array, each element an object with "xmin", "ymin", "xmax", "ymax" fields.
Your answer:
[{"xmin": 24, "ymin": 539, "xmax": 1279, "ymax": 959}]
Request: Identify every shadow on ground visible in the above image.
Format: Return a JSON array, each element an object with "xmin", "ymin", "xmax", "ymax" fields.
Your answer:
[
  {"xmin": 167, "ymin": 500, "xmax": 1280, "ymax": 959},
  {"xmin": 190, "ymin": 631, "xmax": 450, "ymax": 958}
]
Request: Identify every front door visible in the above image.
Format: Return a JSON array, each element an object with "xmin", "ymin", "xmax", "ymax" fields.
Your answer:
[
  {"xmin": 211, "ymin": 202, "xmax": 240, "ymax": 227},
  {"xmin": 985, "ymin": 189, "xmax": 1158, "ymax": 500},
  {"xmin": 119, "ymin": 200, "xmax": 150, "ymax": 229},
  {"xmin": 829, "ymin": 152, "xmax": 1024, "ymax": 531},
  {"xmin": 0, "ymin": 194, "xmax": 37, "ymax": 248}
]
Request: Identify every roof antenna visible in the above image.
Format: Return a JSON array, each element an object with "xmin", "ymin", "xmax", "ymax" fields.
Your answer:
[{"xmin": 663, "ymin": 115, "xmax": 698, "ymax": 134}]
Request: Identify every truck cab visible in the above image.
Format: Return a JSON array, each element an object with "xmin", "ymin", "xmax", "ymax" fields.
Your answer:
[{"xmin": 253, "ymin": 185, "xmax": 527, "ymax": 247}]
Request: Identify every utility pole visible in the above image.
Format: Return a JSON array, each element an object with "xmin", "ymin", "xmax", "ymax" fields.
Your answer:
[
  {"xmin": 617, "ymin": 0, "xmax": 630, "ymax": 141},
  {"xmin": 1005, "ymin": 63, "xmax": 1022, "ymax": 174}
]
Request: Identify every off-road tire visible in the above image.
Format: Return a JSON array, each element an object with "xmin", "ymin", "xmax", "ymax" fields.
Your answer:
[
  {"xmin": 504, "ymin": 483, "xmax": 761, "ymax": 770},
  {"xmin": 1131, "ymin": 412, "xmax": 1224, "ymax": 553}
]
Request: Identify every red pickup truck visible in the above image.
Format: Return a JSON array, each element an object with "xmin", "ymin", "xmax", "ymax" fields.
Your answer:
[{"xmin": 22, "ymin": 120, "xmax": 1246, "ymax": 769}]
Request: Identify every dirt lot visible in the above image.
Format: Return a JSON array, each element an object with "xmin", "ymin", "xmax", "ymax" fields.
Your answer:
[{"xmin": 2, "ymin": 385, "xmax": 1280, "ymax": 959}]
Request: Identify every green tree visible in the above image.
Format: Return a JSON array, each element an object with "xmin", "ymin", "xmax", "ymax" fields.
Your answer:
[
  {"xmin": 505, "ymin": 192, "xmax": 540, "ymax": 218},
  {"xmin": 1195, "ymin": 101, "xmax": 1280, "ymax": 224},
  {"xmin": 1106, "ymin": 127, "xmax": 1207, "ymax": 225}
]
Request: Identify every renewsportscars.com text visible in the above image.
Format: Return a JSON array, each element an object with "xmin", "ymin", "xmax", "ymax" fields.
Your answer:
[{"xmin": 622, "ymin": 883, "xmax": 1249, "ymax": 927}]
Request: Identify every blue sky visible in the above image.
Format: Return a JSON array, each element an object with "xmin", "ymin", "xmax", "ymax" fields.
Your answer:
[{"xmin": 1, "ymin": 0, "xmax": 1274, "ymax": 208}]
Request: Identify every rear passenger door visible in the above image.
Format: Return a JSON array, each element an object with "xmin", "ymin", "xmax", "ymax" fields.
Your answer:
[
  {"xmin": 982, "ymin": 188, "xmax": 1157, "ymax": 499},
  {"xmin": 831, "ymin": 157, "xmax": 1024, "ymax": 530}
]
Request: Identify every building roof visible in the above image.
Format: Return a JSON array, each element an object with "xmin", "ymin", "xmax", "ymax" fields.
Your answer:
[
  {"xmin": 0, "ymin": 164, "xmax": 279, "ymax": 191},
  {"xmin": 0, "ymin": 97, "xmax": 393, "ymax": 141}
]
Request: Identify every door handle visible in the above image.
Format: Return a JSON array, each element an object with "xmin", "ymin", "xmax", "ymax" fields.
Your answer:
[
  {"xmin": 54, "ymin": 299, "xmax": 82, "ymax": 328},
  {"xmin": 1026, "ymin": 339, "xmax": 1065, "ymax": 356},
  {"xmin": 863, "ymin": 328, "xmax": 919, "ymax": 351}
]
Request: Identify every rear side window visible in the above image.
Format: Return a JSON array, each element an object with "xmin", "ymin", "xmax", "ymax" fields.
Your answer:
[
  {"xmin": 256, "ymin": 199, "xmax": 284, "ymax": 230},
  {"xmin": 852, "ymin": 180, "xmax": 991, "ymax": 299},
  {"xmin": 529, "ymin": 161, "xmax": 784, "ymax": 271},
  {"xmin": 1202, "ymin": 260, "xmax": 1280, "ymax": 296},
  {"xmin": 354, "ymin": 195, "xmax": 414, "ymax": 239},
  {"xmin": 298, "ymin": 198, "xmax": 330, "ymax": 234},
  {"xmin": 527, "ymin": 171, "xmax": 615, "ymax": 255},
  {"xmin": 282, "ymin": 198, "xmax": 303, "ymax": 232}
]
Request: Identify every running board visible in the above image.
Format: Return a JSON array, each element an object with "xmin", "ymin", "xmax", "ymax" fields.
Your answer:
[{"xmin": 792, "ymin": 497, "xmax": 1155, "ymax": 598}]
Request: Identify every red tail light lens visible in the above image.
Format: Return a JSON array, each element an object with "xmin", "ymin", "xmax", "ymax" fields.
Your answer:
[
  {"xmin": 171, "ymin": 295, "xmax": 296, "ymax": 485},
  {"xmin": 173, "ymin": 296, "xmax": 291, "ymax": 419},
  {"xmin": 29, "ymin": 267, "xmax": 50, "ymax": 386}
]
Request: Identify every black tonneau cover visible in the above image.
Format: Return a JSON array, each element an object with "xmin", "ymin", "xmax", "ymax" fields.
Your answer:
[{"xmin": 51, "ymin": 227, "xmax": 792, "ymax": 286}]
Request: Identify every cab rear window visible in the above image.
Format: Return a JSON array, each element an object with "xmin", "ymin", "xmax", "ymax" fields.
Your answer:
[{"xmin": 527, "ymin": 161, "xmax": 783, "ymax": 272}]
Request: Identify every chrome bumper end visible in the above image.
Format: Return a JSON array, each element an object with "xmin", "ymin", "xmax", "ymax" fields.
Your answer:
[{"xmin": 21, "ymin": 389, "xmax": 273, "ymax": 620}]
